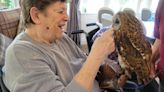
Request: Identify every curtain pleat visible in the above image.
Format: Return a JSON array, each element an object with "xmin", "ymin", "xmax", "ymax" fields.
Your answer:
[{"xmin": 67, "ymin": 0, "xmax": 81, "ymax": 47}]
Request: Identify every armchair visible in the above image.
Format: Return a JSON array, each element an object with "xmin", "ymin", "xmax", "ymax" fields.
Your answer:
[{"xmin": 0, "ymin": 8, "xmax": 21, "ymax": 92}]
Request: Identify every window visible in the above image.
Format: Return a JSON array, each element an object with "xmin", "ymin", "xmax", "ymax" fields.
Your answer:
[
  {"xmin": 108, "ymin": 0, "xmax": 139, "ymax": 13},
  {"xmin": 150, "ymin": 0, "xmax": 159, "ymax": 12},
  {"xmin": 0, "ymin": 0, "xmax": 14, "ymax": 9},
  {"xmin": 79, "ymin": 0, "xmax": 159, "ymax": 14},
  {"xmin": 80, "ymin": 0, "xmax": 105, "ymax": 14}
]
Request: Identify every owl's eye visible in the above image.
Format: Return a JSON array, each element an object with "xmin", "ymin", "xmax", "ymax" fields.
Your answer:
[
  {"xmin": 115, "ymin": 18, "xmax": 120, "ymax": 24},
  {"xmin": 112, "ymin": 16, "xmax": 121, "ymax": 30}
]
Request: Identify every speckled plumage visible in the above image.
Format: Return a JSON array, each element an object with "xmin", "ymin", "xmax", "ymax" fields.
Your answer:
[{"xmin": 112, "ymin": 11, "xmax": 152, "ymax": 84}]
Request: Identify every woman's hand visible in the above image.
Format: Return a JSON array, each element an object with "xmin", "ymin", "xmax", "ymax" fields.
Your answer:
[
  {"xmin": 90, "ymin": 28, "xmax": 115, "ymax": 62},
  {"xmin": 74, "ymin": 28, "xmax": 115, "ymax": 92},
  {"xmin": 150, "ymin": 39, "xmax": 160, "ymax": 78}
]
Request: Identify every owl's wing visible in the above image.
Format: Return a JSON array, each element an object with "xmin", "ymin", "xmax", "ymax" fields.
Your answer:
[{"xmin": 126, "ymin": 31, "xmax": 152, "ymax": 70}]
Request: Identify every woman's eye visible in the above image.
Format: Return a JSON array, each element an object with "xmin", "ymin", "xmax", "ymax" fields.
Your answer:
[
  {"xmin": 56, "ymin": 9, "xmax": 66, "ymax": 14},
  {"xmin": 57, "ymin": 10, "xmax": 64, "ymax": 14}
]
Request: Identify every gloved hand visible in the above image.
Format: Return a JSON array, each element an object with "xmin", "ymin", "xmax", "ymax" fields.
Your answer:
[{"xmin": 96, "ymin": 59, "xmax": 121, "ymax": 90}]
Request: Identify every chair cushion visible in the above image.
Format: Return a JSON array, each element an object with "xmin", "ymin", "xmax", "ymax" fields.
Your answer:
[
  {"xmin": 0, "ymin": 8, "xmax": 20, "ymax": 39},
  {"xmin": 0, "ymin": 34, "xmax": 12, "ymax": 66}
]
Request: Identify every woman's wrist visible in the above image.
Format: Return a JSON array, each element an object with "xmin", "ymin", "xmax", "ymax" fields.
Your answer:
[{"xmin": 88, "ymin": 50, "xmax": 108, "ymax": 63}]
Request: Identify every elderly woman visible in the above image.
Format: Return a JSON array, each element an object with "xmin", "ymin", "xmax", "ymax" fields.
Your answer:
[{"xmin": 2, "ymin": 0, "xmax": 115, "ymax": 92}]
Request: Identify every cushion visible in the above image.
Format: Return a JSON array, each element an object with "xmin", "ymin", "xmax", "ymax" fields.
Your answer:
[
  {"xmin": 0, "ymin": 8, "xmax": 20, "ymax": 39},
  {"xmin": 0, "ymin": 34, "xmax": 12, "ymax": 66}
]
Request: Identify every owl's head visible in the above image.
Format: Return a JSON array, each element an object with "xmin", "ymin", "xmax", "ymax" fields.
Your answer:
[{"xmin": 112, "ymin": 11, "xmax": 139, "ymax": 32}]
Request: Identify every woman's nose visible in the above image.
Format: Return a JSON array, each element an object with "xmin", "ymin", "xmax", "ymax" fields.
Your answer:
[{"xmin": 64, "ymin": 14, "xmax": 69, "ymax": 21}]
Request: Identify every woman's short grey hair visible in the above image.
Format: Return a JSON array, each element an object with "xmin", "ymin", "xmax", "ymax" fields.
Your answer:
[{"xmin": 19, "ymin": 0, "xmax": 66, "ymax": 28}]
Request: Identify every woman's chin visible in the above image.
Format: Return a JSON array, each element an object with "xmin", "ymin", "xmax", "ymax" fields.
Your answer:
[
  {"xmin": 57, "ymin": 33, "xmax": 64, "ymax": 39},
  {"xmin": 61, "ymin": 28, "xmax": 66, "ymax": 33}
]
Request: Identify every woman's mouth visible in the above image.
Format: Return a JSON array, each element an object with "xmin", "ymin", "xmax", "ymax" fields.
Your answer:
[{"xmin": 58, "ymin": 24, "xmax": 65, "ymax": 32}]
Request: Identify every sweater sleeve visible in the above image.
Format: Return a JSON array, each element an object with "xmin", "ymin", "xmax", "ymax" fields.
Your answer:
[{"xmin": 4, "ymin": 43, "xmax": 86, "ymax": 92}]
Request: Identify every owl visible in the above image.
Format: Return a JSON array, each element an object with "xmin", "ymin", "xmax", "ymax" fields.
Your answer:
[{"xmin": 112, "ymin": 11, "xmax": 152, "ymax": 85}]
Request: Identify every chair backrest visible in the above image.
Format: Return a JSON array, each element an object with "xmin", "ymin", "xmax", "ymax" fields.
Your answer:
[
  {"xmin": 0, "ymin": 8, "xmax": 21, "ymax": 92},
  {"xmin": 123, "ymin": 8, "xmax": 135, "ymax": 16},
  {"xmin": 98, "ymin": 7, "xmax": 114, "ymax": 27},
  {"xmin": 141, "ymin": 8, "xmax": 152, "ymax": 21}
]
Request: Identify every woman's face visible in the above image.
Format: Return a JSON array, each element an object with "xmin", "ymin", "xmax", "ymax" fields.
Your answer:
[{"xmin": 40, "ymin": 2, "xmax": 68, "ymax": 41}]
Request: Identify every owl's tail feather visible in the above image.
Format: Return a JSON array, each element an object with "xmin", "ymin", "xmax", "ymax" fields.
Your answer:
[
  {"xmin": 139, "ymin": 70, "xmax": 161, "ymax": 88},
  {"xmin": 134, "ymin": 71, "xmax": 160, "ymax": 90}
]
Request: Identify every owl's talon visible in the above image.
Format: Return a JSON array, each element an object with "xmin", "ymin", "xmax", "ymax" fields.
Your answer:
[
  {"xmin": 125, "ymin": 70, "xmax": 131, "ymax": 78},
  {"xmin": 142, "ymin": 79, "xmax": 147, "ymax": 85}
]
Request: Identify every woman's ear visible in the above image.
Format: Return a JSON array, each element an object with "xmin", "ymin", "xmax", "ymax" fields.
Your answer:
[{"xmin": 30, "ymin": 7, "xmax": 41, "ymax": 24}]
